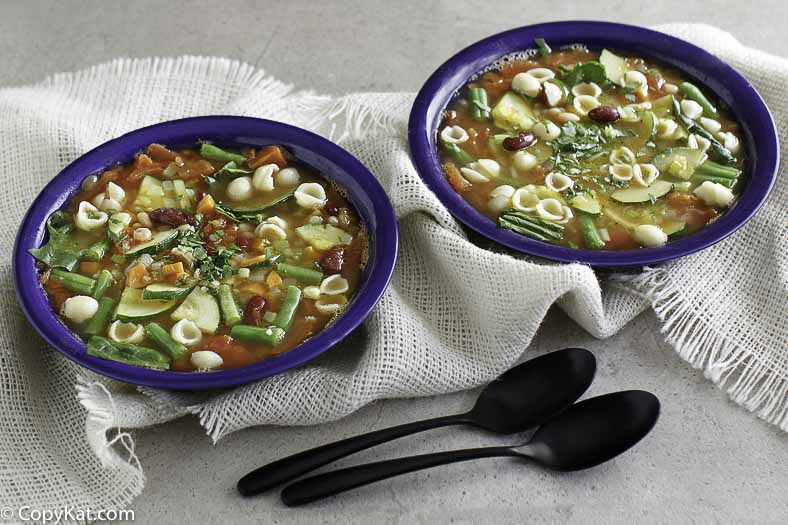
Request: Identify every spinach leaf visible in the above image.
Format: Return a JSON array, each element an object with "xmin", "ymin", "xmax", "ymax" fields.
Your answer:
[
  {"xmin": 559, "ymin": 61, "xmax": 609, "ymax": 88},
  {"xmin": 28, "ymin": 211, "xmax": 82, "ymax": 271}
]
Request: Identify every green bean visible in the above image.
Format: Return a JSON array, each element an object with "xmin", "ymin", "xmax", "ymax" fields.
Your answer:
[
  {"xmin": 276, "ymin": 263, "xmax": 323, "ymax": 285},
  {"xmin": 534, "ymin": 38, "xmax": 552, "ymax": 56},
  {"xmin": 144, "ymin": 322, "xmax": 188, "ymax": 360},
  {"xmin": 50, "ymin": 269, "xmax": 96, "ymax": 295},
  {"xmin": 578, "ymin": 212, "xmax": 605, "ymax": 250},
  {"xmin": 680, "ymin": 82, "xmax": 718, "ymax": 118},
  {"xmin": 218, "ymin": 284, "xmax": 242, "ymax": 327},
  {"xmin": 86, "ymin": 336, "xmax": 170, "ymax": 370},
  {"xmin": 81, "ymin": 239, "xmax": 111, "ymax": 262},
  {"xmin": 199, "ymin": 143, "xmax": 247, "ymax": 164},
  {"xmin": 468, "ymin": 87, "xmax": 490, "ymax": 120},
  {"xmin": 91, "ymin": 270, "xmax": 114, "ymax": 299},
  {"xmin": 274, "ymin": 285, "xmax": 302, "ymax": 330},
  {"xmin": 442, "ymin": 143, "xmax": 474, "ymax": 166},
  {"xmin": 695, "ymin": 160, "xmax": 741, "ymax": 179},
  {"xmin": 230, "ymin": 324, "xmax": 286, "ymax": 346},
  {"xmin": 693, "ymin": 174, "xmax": 736, "ymax": 188},
  {"xmin": 671, "ymin": 96, "xmax": 735, "ymax": 165},
  {"xmin": 84, "ymin": 297, "xmax": 116, "ymax": 336}
]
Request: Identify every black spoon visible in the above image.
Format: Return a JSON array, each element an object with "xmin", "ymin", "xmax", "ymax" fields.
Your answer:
[
  {"xmin": 237, "ymin": 347, "xmax": 596, "ymax": 496},
  {"xmin": 281, "ymin": 390, "xmax": 660, "ymax": 506}
]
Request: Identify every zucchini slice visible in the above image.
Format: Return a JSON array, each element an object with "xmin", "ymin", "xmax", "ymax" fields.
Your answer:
[
  {"xmin": 600, "ymin": 49, "xmax": 627, "ymax": 85},
  {"xmin": 114, "ymin": 288, "xmax": 179, "ymax": 322},
  {"xmin": 295, "ymin": 224, "xmax": 353, "ymax": 250},
  {"xmin": 568, "ymin": 193, "xmax": 601, "ymax": 215},
  {"xmin": 491, "ymin": 92, "xmax": 536, "ymax": 131},
  {"xmin": 142, "ymin": 283, "xmax": 193, "ymax": 302},
  {"xmin": 170, "ymin": 287, "xmax": 220, "ymax": 334},
  {"xmin": 611, "ymin": 180, "xmax": 673, "ymax": 203},
  {"xmin": 125, "ymin": 229, "xmax": 178, "ymax": 257},
  {"xmin": 652, "ymin": 148, "xmax": 707, "ymax": 180}
]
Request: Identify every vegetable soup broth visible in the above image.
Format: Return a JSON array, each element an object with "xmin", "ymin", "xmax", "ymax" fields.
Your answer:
[
  {"xmin": 438, "ymin": 43, "xmax": 744, "ymax": 250},
  {"xmin": 34, "ymin": 143, "xmax": 366, "ymax": 372}
]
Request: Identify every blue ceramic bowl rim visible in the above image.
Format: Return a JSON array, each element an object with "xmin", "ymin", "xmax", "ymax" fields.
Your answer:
[
  {"xmin": 13, "ymin": 116, "xmax": 398, "ymax": 390},
  {"xmin": 408, "ymin": 21, "xmax": 779, "ymax": 267}
]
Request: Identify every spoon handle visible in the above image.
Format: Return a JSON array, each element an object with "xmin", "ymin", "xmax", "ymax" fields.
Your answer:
[
  {"xmin": 281, "ymin": 446, "xmax": 519, "ymax": 506},
  {"xmin": 238, "ymin": 413, "xmax": 468, "ymax": 496}
]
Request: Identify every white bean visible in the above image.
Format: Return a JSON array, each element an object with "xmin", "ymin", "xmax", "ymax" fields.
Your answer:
[
  {"xmin": 227, "ymin": 176, "xmax": 253, "ymax": 201},
  {"xmin": 633, "ymin": 224, "xmax": 667, "ymax": 247},
  {"xmin": 512, "ymin": 151, "xmax": 538, "ymax": 172},
  {"xmin": 693, "ymin": 181, "xmax": 734, "ymax": 208},
  {"xmin": 133, "ymin": 227, "xmax": 152, "ymax": 242},
  {"xmin": 62, "ymin": 295, "xmax": 99, "ymax": 323},
  {"xmin": 190, "ymin": 350, "xmax": 223, "ymax": 370}
]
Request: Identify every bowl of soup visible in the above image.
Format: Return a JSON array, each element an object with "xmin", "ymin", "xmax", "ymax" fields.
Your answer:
[
  {"xmin": 408, "ymin": 21, "xmax": 778, "ymax": 267},
  {"xmin": 13, "ymin": 116, "xmax": 398, "ymax": 389}
]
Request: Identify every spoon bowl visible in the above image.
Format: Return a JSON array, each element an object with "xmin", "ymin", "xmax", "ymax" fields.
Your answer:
[
  {"xmin": 470, "ymin": 347, "xmax": 597, "ymax": 433},
  {"xmin": 520, "ymin": 390, "xmax": 661, "ymax": 471}
]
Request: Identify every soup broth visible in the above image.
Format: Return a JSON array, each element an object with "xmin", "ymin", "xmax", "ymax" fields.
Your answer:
[
  {"xmin": 438, "ymin": 40, "xmax": 744, "ymax": 250},
  {"xmin": 32, "ymin": 143, "xmax": 366, "ymax": 372}
]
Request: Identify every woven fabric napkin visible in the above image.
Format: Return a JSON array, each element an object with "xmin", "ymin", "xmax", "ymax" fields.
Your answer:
[{"xmin": 0, "ymin": 24, "xmax": 785, "ymax": 516}]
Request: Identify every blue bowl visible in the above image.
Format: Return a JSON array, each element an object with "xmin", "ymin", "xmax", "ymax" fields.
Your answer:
[
  {"xmin": 409, "ymin": 21, "xmax": 779, "ymax": 267},
  {"xmin": 13, "ymin": 116, "xmax": 398, "ymax": 390}
]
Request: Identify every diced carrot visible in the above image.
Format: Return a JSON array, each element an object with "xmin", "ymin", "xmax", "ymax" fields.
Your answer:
[
  {"xmin": 196, "ymin": 194, "xmax": 215, "ymax": 215},
  {"xmin": 266, "ymin": 270, "xmax": 283, "ymax": 288},
  {"xmin": 126, "ymin": 263, "xmax": 150, "ymax": 288},
  {"xmin": 79, "ymin": 261, "xmax": 101, "ymax": 275},
  {"xmin": 146, "ymin": 143, "xmax": 178, "ymax": 162},
  {"xmin": 238, "ymin": 254, "xmax": 267, "ymax": 268},
  {"xmin": 162, "ymin": 262, "xmax": 184, "ymax": 276},
  {"xmin": 239, "ymin": 281, "xmax": 268, "ymax": 296},
  {"xmin": 443, "ymin": 162, "xmax": 470, "ymax": 193},
  {"xmin": 249, "ymin": 145, "xmax": 288, "ymax": 169},
  {"xmin": 666, "ymin": 192, "xmax": 698, "ymax": 209}
]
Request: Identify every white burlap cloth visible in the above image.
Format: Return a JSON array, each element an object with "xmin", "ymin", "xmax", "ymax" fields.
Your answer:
[{"xmin": 1, "ymin": 24, "xmax": 785, "ymax": 516}]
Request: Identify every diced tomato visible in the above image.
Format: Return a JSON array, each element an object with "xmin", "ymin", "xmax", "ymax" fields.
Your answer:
[{"xmin": 605, "ymin": 226, "xmax": 634, "ymax": 250}]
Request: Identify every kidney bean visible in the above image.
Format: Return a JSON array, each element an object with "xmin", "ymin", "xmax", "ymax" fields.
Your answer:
[
  {"xmin": 319, "ymin": 246, "xmax": 345, "ymax": 274},
  {"xmin": 149, "ymin": 208, "xmax": 198, "ymax": 227},
  {"xmin": 588, "ymin": 106, "xmax": 620, "ymax": 123},
  {"xmin": 236, "ymin": 233, "xmax": 253, "ymax": 249},
  {"xmin": 243, "ymin": 296, "xmax": 267, "ymax": 326},
  {"xmin": 502, "ymin": 132, "xmax": 536, "ymax": 151}
]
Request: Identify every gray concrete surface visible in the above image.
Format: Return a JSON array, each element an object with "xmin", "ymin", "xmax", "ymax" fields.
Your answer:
[{"xmin": 1, "ymin": 1, "xmax": 786, "ymax": 524}]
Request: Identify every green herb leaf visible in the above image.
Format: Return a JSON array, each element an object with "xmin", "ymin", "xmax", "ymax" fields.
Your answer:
[
  {"xmin": 558, "ymin": 61, "xmax": 609, "ymax": 88},
  {"xmin": 28, "ymin": 211, "xmax": 82, "ymax": 271}
]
